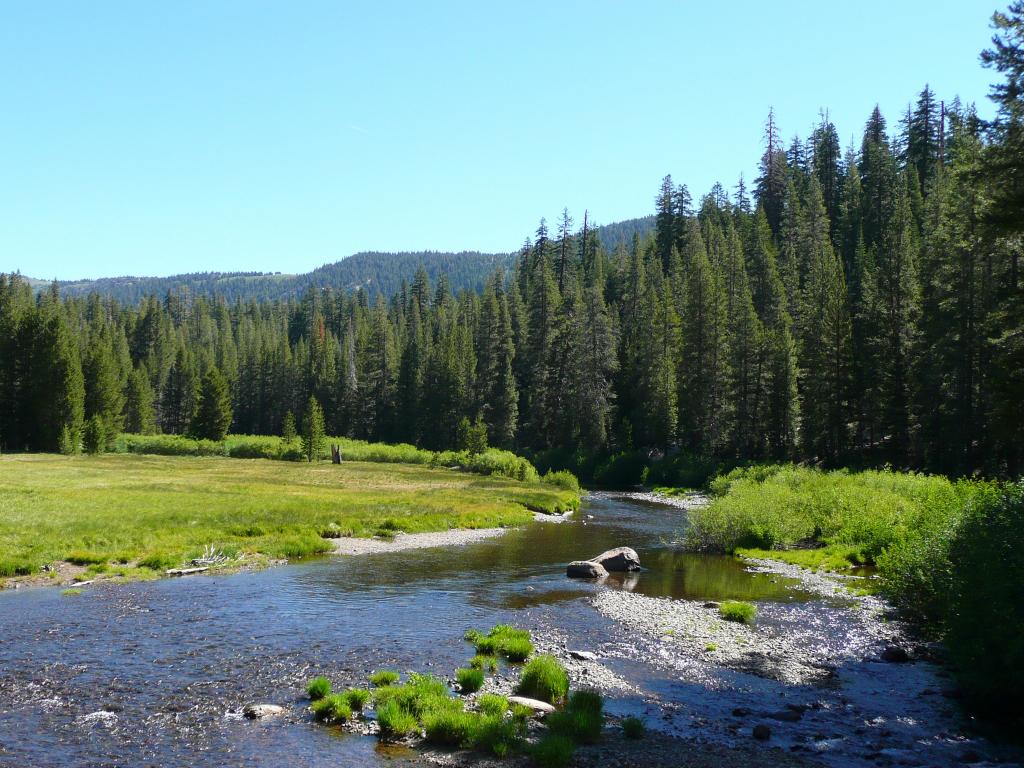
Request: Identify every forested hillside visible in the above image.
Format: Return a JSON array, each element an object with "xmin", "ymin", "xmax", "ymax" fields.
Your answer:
[
  {"xmin": 3, "ymin": 9, "xmax": 1023, "ymax": 479},
  {"xmin": 37, "ymin": 251, "xmax": 515, "ymax": 304}
]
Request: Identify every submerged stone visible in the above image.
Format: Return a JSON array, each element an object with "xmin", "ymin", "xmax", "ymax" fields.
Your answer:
[
  {"xmin": 566, "ymin": 560, "xmax": 608, "ymax": 579},
  {"xmin": 243, "ymin": 704, "xmax": 285, "ymax": 719}
]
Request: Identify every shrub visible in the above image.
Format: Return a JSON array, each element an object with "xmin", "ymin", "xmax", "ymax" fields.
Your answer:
[
  {"xmin": 621, "ymin": 716, "xmax": 645, "ymax": 739},
  {"xmin": 469, "ymin": 654, "xmax": 498, "ymax": 673},
  {"xmin": 476, "ymin": 693, "xmax": 508, "ymax": 717},
  {"xmin": 311, "ymin": 694, "xmax": 352, "ymax": 723},
  {"xmin": 456, "ymin": 667, "xmax": 484, "ymax": 694},
  {"xmin": 531, "ymin": 734, "xmax": 575, "ymax": 768},
  {"xmin": 592, "ymin": 451, "xmax": 647, "ymax": 488},
  {"xmin": 945, "ymin": 481, "xmax": 1024, "ymax": 725},
  {"xmin": 516, "ymin": 655, "xmax": 568, "ymax": 704},
  {"xmin": 376, "ymin": 699, "xmax": 419, "ymax": 740},
  {"xmin": 307, "ymin": 676, "xmax": 332, "ymax": 700},
  {"xmin": 541, "ymin": 469, "xmax": 581, "ymax": 494},
  {"xmin": 369, "ymin": 670, "xmax": 400, "ymax": 687},
  {"xmin": 342, "ymin": 688, "xmax": 371, "ymax": 710},
  {"xmin": 719, "ymin": 601, "xmax": 756, "ymax": 624}
]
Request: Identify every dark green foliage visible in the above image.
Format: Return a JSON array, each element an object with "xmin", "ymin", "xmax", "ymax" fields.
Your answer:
[
  {"xmin": 190, "ymin": 368, "xmax": 232, "ymax": 441},
  {"xmin": 82, "ymin": 416, "xmax": 105, "ymax": 455},
  {"xmin": 301, "ymin": 396, "xmax": 326, "ymax": 462},
  {"xmin": 945, "ymin": 482, "xmax": 1024, "ymax": 724},
  {"xmin": 621, "ymin": 716, "xmax": 646, "ymax": 739},
  {"xmin": 306, "ymin": 677, "xmax": 332, "ymax": 700},
  {"xmin": 281, "ymin": 411, "xmax": 297, "ymax": 442},
  {"xmin": 531, "ymin": 734, "xmax": 575, "ymax": 768},
  {"xmin": 123, "ymin": 367, "xmax": 156, "ymax": 435},
  {"xmin": 515, "ymin": 655, "xmax": 568, "ymax": 704}
]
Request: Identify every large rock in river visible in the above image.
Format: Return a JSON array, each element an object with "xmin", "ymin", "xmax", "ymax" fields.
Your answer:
[
  {"xmin": 566, "ymin": 560, "xmax": 608, "ymax": 579},
  {"xmin": 590, "ymin": 547, "xmax": 641, "ymax": 572}
]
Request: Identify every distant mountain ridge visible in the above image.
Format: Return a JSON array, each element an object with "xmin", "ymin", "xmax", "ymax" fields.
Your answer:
[{"xmin": 28, "ymin": 216, "xmax": 655, "ymax": 304}]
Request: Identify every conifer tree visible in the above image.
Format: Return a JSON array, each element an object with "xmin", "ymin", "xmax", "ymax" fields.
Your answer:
[
  {"xmin": 190, "ymin": 367, "xmax": 232, "ymax": 441},
  {"xmin": 302, "ymin": 395, "xmax": 326, "ymax": 461},
  {"xmin": 124, "ymin": 366, "xmax": 157, "ymax": 435}
]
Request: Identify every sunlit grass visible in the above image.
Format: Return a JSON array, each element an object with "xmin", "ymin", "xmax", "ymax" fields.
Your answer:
[{"xmin": 0, "ymin": 453, "xmax": 573, "ymax": 583}]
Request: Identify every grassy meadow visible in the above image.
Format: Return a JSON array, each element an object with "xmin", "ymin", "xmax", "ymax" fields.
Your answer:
[{"xmin": 0, "ymin": 452, "xmax": 578, "ymax": 583}]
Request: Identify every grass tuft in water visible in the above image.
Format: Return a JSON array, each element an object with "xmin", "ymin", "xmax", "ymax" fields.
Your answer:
[
  {"xmin": 469, "ymin": 654, "xmax": 498, "ymax": 673},
  {"xmin": 719, "ymin": 600, "xmax": 757, "ymax": 624},
  {"xmin": 311, "ymin": 694, "xmax": 352, "ymax": 723},
  {"xmin": 468, "ymin": 624, "xmax": 534, "ymax": 661},
  {"xmin": 515, "ymin": 655, "xmax": 568, "ymax": 704},
  {"xmin": 342, "ymin": 688, "xmax": 371, "ymax": 710},
  {"xmin": 369, "ymin": 670, "xmax": 400, "ymax": 687},
  {"xmin": 61, "ymin": 587, "xmax": 83, "ymax": 597},
  {"xmin": 306, "ymin": 676, "xmax": 332, "ymax": 700},
  {"xmin": 376, "ymin": 699, "xmax": 419, "ymax": 740},
  {"xmin": 455, "ymin": 667, "xmax": 485, "ymax": 694}
]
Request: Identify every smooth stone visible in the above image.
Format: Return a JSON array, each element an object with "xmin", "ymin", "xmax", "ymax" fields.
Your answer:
[
  {"xmin": 753, "ymin": 724, "xmax": 772, "ymax": 740},
  {"xmin": 243, "ymin": 704, "xmax": 285, "ymax": 719},
  {"xmin": 768, "ymin": 709, "xmax": 802, "ymax": 722},
  {"xmin": 569, "ymin": 650, "xmax": 598, "ymax": 661},
  {"xmin": 566, "ymin": 560, "xmax": 608, "ymax": 579},
  {"xmin": 508, "ymin": 696, "xmax": 556, "ymax": 716},
  {"xmin": 590, "ymin": 547, "xmax": 641, "ymax": 572}
]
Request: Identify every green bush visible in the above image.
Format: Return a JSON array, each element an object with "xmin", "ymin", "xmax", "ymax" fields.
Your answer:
[
  {"xmin": 531, "ymin": 734, "xmax": 575, "ymax": 768},
  {"xmin": 307, "ymin": 676, "xmax": 332, "ymax": 700},
  {"xmin": 541, "ymin": 469, "xmax": 581, "ymax": 493},
  {"xmin": 621, "ymin": 715, "xmax": 645, "ymax": 739},
  {"xmin": 369, "ymin": 669, "xmax": 400, "ymax": 687},
  {"xmin": 477, "ymin": 693, "xmax": 508, "ymax": 716},
  {"xmin": 945, "ymin": 482, "xmax": 1024, "ymax": 725},
  {"xmin": 516, "ymin": 655, "xmax": 568, "ymax": 704},
  {"xmin": 342, "ymin": 688, "xmax": 371, "ymax": 710},
  {"xmin": 455, "ymin": 667, "xmax": 484, "ymax": 693},
  {"xmin": 311, "ymin": 694, "xmax": 352, "ymax": 723},
  {"xmin": 376, "ymin": 699, "xmax": 419, "ymax": 740},
  {"xmin": 719, "ymin": 600, "xmax": 756, "ymax": 624}
]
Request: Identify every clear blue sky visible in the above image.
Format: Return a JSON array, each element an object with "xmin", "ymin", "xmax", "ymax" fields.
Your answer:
[{"xmin": 0, "ymin": 1, "xmax": 999, "ymax": 280}]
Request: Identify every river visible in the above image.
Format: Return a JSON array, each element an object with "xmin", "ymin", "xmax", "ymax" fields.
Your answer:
[{"xmin": 0, "ymin": 493, "xmax": 1014, "ymax": 767}]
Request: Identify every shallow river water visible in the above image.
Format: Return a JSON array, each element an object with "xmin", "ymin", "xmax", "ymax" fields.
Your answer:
[{"xmin": 0, "ymin": 493, "xmax": 1016, "ymax": 768}]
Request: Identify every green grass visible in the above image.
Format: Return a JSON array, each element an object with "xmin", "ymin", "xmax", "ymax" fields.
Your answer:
[
  {"xmin": 422, "ymin": 705, "xmax": 476, "ymax": 747},
  {"xmin": 376, "ymin": 699, "xmax": 419, "ymax": 740},
  {"xmin": 61, "ymin": 587, "xmax": 83, "ymax": 597},
  {"xmin": 342, "ymin": 688, "xmax": 371, "ymax": 710},
  {"xmin": 455, "ymin": 667, "xmax": 484, "ymax": 693},
  {"xmin": 469, "ymin": 654, "xmax": 498, "ymax": 673},
  {"xmin": 467, "ymin": 624, "xmax": 535, "ymax": 661},
  {"xmin": 719, "ymin": 600, "xmax": 757, "ymax": 624},
  {"xmin": 735, "ymin": 543, "xmax": 870, "ymax": 571},
  {"xmin": 476, "ymin": 693, "xmax": 508, "ymax": 716},
  {"xmin": 621, "ymin": 716, "xmax": 645, "ymax": 739},
  {"xmin": 369, "ymin": 670, "xmax": 400, "ymax": 687},
  {"xmin": 0, "ymin": 453, "xmax": 575, "ymax": 584},
  {"xmin": 469, "ymin": 713, "xmax": 522, "ymax": 757},
  {"xmin": 515, "ymin": 655, "xmax": 569, "ymax": 704},
  {"xmin": 311, "ymin": 694, "xmax": 352, "ymax": 723},
  {"xmin": 546, "ymin": 689, "xmax": 604, "ymax": 745},
  {"xmin": 307, "ymin": 677, "xmax": 332, "ymax": 700},
  {"xmin": 531, "ymin": 733, "xmax": 575, "ymax": 768}
]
